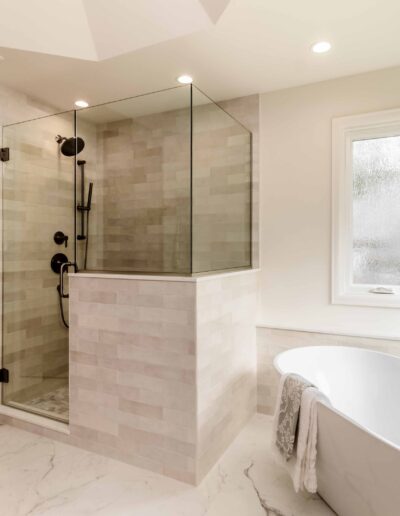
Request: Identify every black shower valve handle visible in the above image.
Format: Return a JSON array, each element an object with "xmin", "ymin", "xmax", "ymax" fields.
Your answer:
[{"xmin": 54, "ymin": 231, "xmax": 68, "ymax": 248}]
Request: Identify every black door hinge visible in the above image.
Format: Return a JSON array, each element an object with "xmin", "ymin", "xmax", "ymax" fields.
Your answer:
[
  {"xmin": 0, "ymin": 148, "xmax": 9, "ymax": 162},
  {"xmin": 0, "ymin": 368, "xmax": 9, "ymax": 383}
]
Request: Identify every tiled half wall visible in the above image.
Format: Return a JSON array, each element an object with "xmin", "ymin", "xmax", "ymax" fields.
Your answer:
[
  {"xmin": 0, "ymin": 270, "xmax": 257, "ymax": 484},
  {"xmin": 39, "ymin": 269, "xmax": 258, "ymax": 485},
  {"xmin": 67, "ymin": 270, "xmax": 258, "ymax": 484}
]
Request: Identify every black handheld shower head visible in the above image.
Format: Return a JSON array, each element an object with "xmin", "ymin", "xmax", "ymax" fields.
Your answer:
[
  {"xmin": 56, "ymin": 135, "xmax": 85, "ymax": 156},
  {"xmin": 87, "ymin": 182, "xmax": 93, "ymax": 211}
]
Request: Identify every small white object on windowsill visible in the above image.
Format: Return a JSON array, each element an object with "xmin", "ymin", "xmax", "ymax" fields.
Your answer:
[{"xmin": 369, "ymin": 287, "xmax": 395, "ymax": 295}]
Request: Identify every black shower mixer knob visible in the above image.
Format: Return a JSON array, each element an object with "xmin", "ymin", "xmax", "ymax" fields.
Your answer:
[
  {"xmin": 51, "ymin": 253, "xmax": 69, "ymax": 274},
  {"xmin": 54, "ymin": 231, "xmax": 68, "ymax": 247}
]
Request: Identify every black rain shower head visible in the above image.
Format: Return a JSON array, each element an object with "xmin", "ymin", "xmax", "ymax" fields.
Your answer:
[{"xmin": 56, "ymin": 135, "xmax": 85, "ymax": 156}]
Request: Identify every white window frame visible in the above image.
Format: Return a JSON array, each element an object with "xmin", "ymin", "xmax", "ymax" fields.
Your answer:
[{"xmin": 332, "ymin": 108, "xmax": 400, "ymax": 308}]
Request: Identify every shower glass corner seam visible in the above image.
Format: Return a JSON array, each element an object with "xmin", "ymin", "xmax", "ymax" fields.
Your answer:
[
  {"xmin": 73, "ymin": 109, "xmax": 77, "ymax": 270},
  {"xmin": 190, "ymin": 83, "xmax": 194, "ymax": 276}
]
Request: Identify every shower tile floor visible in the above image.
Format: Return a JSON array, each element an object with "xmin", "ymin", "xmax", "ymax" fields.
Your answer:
[
  {"xmin": 25, "ymin": 385, "xmax": 69, "ymax": 420},
  {"xmin": 0, "ymin": 414, "xmax": 334, "ymax": 516}
]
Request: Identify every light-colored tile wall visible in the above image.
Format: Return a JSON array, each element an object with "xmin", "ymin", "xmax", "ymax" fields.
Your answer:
[
  {"xmin": 75, "ymin": 119, "xmax": 102, "ymax": 272},
  {"xmin": 69, "ymin": 275, "xmax": 197, "ymax": 483},
  {"xmin": 50, "ymin": 270, "xmax": 257, "ymax": 484},
  {"xmin": 78, "ymin": 93, "xmax": 259, "ymax": 274},
  {"xmin": 192, "ymin": 99, "xmax": 253, "ymax": 272},
  {"xmin": 196, "ymin": 271, "xmax": 258, "ymax": 480},
  {"xmin": 219, "ymin": 94, "xmax": 260, "ymax": 268},
  {"xmin": 257, "ymin": 326, "xmax": 400, "ymax": 415},
  {"xmin": 90, "ymin": 109, "xmax": 191, "ymax": 274}
]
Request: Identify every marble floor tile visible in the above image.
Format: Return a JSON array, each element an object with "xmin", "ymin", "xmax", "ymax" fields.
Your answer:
[{"xmin": 0, "ymin": 414, "xmax": 334, "ymax": 516}]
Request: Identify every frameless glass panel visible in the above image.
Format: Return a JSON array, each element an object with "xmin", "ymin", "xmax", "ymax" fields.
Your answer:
[
  {"xmin": 191, "ymin": 87, "xmax": 252, "ymax": 273},
  {"xmin": 352, "ymin": 136, "xmax": 400, "ymax": 285},
  {"xmin": 2, "ymin": 111, "xmax": 75, "ymax": 422},
  {"xmin": 76, "ymin": 86, "xmax": 191, "ymax": 274}
]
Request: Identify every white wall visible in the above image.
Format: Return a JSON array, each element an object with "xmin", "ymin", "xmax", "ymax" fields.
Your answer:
[{"xmin": 259, "ymin": 66, "xmax": 400, "ymax": 339}]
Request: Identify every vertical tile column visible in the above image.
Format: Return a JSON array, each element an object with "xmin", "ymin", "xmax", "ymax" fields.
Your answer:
[{"xmin": 196, "ymin": 271, "xmax": 258, "ymax": 480}]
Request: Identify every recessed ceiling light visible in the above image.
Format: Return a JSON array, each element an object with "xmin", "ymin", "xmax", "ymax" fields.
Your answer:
[
  {"xmin": 74, "ymin": 100, "xmax": 89, "ymax": 108},
  {"xmin": 177, "ymin": 75, "xmax": 193, "ymax": 84},
  {"xmin": 312, "ymin": 41, "xmax": 332, "ymax": 54}
]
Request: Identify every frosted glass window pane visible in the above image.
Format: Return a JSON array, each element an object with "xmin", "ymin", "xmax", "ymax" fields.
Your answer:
[{"xmin": 352, "ymin": 136, "xmax": 400, "ymax": 285}]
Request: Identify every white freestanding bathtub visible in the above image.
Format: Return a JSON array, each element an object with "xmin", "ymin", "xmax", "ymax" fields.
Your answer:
[{"xmin": 274, "ymin": 346, "xmax": 400, "ymax": 516}]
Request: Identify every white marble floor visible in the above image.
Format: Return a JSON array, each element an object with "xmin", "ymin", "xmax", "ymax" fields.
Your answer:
[{"xmin": 0, "ymin": 414, "xmax": 335, "ymax": 516}]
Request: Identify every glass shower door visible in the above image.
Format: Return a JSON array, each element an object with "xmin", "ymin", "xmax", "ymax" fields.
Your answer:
[{"xmin": 1, "ymin": 111, "xmax": 75, "ymax": 422}]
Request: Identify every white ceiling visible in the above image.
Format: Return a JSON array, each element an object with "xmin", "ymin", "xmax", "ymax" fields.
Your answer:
[
  {"xmin": 0, "ymin": 0, "xmax": 230, "ymax": 60},
  {"xmin": 0, "ymin": 0, "xmax": 399, "ymax": 112}
]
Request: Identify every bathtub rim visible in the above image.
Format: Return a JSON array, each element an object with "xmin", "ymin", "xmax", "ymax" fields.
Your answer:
[{"xmin": 273, "ymin": 345, "xmax": 400, "ymax": 453}]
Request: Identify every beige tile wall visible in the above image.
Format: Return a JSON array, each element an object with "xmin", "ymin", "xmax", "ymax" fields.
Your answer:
[
  {"xmin": 196, "ymin": 271, "xmax": 258, "ymax": 480},
  {"xmin": 75, "ymin": 119, "xmax": 101, "ymax": 272},
  {"xmin": 65, "ymin": 270, "xmax": 258, "ymax": 484},
  {"xmin": 69, "ymin": 275, "xmax": 197, "ymax": 482},
  {"xmin": 78, "ymin": 92, "xmax": 258, "ymax": 274},
  {"xmin": 219, "ymin": 94, "xmax": 260, "ymax": 268},
  {"xmin": 257, "ymin": 327, "xmax": 400, "ymax": 415},
  {"xmin": 192, "ymin": 98, "xmax": 253, "ymax": 273},
  {"xmin": 91, "ymin": 108, "xmax": 191, "ymax": 274}
]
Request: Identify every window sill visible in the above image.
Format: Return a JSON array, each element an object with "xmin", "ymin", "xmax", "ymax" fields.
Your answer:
[{"xmin": 332, "ymin": 290, "xmax": 400, "ymax": 309}]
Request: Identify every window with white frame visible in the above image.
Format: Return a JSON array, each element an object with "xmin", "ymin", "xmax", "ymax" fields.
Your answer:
[{"xmin": 332, "ymin": 108, "xmax": 400, "ymax": 308}]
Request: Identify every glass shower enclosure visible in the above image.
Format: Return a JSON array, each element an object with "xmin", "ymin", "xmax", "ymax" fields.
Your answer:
[{"xmin": 1, "ymin": 84, "xmax": 252, "ymax": 422}]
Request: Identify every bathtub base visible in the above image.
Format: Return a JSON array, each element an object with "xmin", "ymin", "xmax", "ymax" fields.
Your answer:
[{"xmin": 317, "ymin": 402, "xmax": 400, "ymax": 516}]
